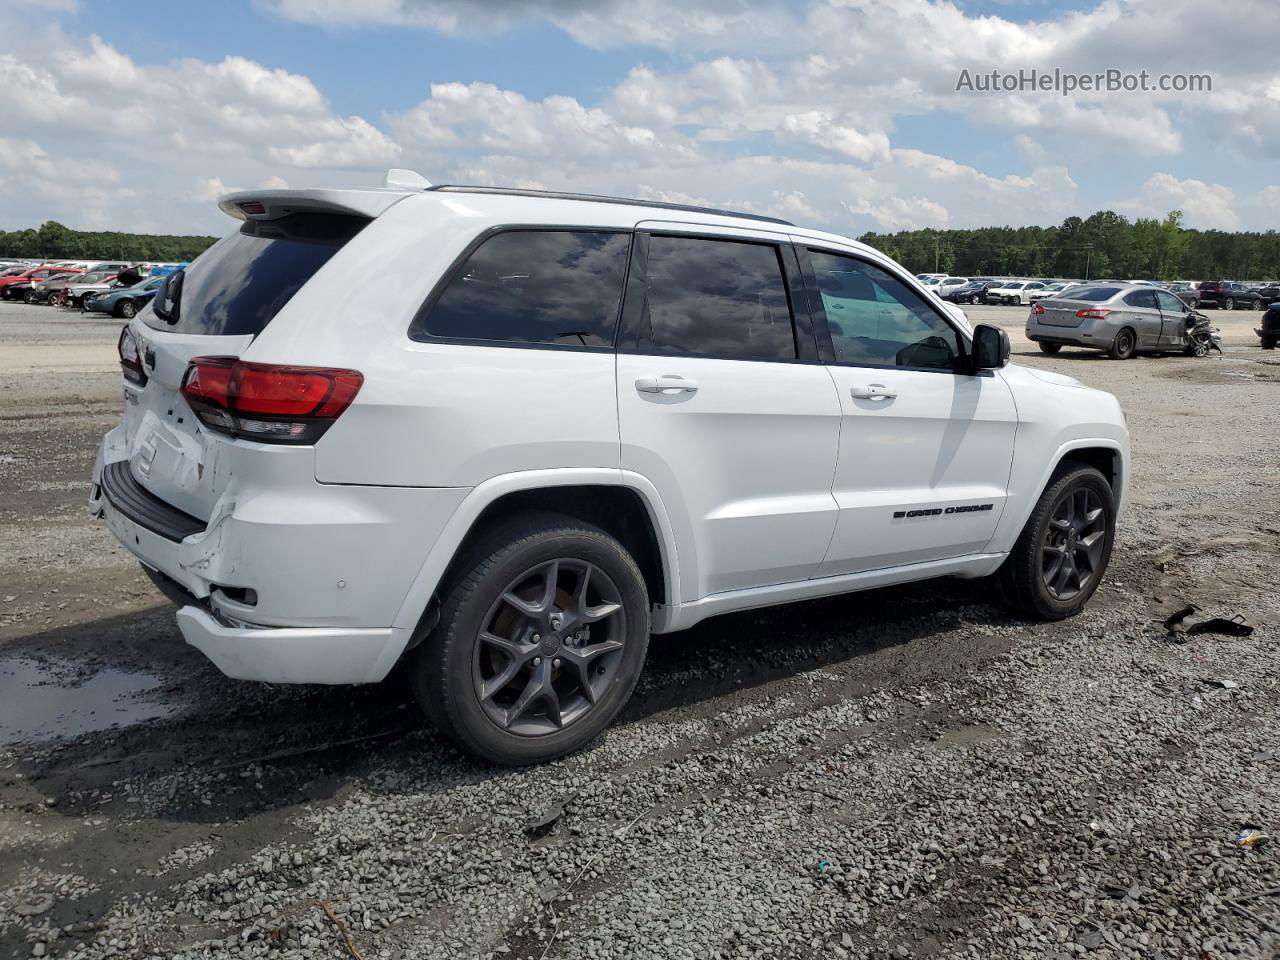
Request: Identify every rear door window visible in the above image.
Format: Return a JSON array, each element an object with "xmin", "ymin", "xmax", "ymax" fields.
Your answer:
[
  {"xmin": 1123, "ymin": 290, "xmax": 1158, "ymax": 309},
  {"xmin": 146, "ymin": 213, "xmax": 367, "ymax": 336},
  {"xmin": 414, "ymin": 230, "xmax": 630, "ymax": 347},
  {"xmin": 637, "ymin": 235, "xmax": 797, "ymax": 360}
]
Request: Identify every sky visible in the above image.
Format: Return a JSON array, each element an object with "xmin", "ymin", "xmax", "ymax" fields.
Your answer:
[{"xmin": 1, "ymin": 0, "xmax": 1278, "ymax": 238}]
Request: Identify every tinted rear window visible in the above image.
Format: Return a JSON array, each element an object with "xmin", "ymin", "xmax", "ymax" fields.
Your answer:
[
  {"xmin": 146, "ymin": 213, "xmax": 366, "ymax": 336},
  {"xmin": 640, "ymin": 235, "xmax": 797, "ymax": 360},
  {"xmin": 1067, "ymin": 286, "xmax": 1122, "ymax": 302},
  {"xmin": 413, "ymin": 230, "xmax": 630, "ymax": 347}
]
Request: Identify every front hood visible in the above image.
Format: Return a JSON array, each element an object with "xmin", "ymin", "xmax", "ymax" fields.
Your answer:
[{"xmin": 1021, "ymin": 367, "xmax": 1087, "ymax": 389}]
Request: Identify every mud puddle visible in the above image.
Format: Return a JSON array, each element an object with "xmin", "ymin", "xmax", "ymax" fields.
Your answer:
[{"xmin": 0, "ymin": 656, "xmax": 178, "ymax": 743}]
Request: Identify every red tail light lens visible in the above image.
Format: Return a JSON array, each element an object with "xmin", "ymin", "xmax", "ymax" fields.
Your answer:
[
  {"xmin": 180, "ymin": 357, "xmax": 363, "ymax": 445},
  {"xmin": 1076, "ymin": 308, "xmax": 1112, "ymax": 320},
  {"xmin": 118, "ymin": 326, "xmax": 147, "ymax": 386},
  {"xmin": 1033, "ymin": 303, "xmax": 1045, "ymax": 315}
]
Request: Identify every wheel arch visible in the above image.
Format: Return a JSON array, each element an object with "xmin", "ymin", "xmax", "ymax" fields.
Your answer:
[
  {"xmin": 990, "ymin": 437, "xmax": 1127, "ymax": 557},
  {"xmin": 382, "ymin": 469, "xmax": 681, "ymax": 675}
]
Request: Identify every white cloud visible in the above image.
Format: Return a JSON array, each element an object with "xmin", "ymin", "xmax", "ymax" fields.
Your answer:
[{"xmin": 1114, "ymin": 173, "xmax": 1240, "ymax": 230}]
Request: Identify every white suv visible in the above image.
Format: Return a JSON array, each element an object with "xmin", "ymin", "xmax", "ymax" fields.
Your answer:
[{"xmin": 91, "ymin": 174, "xmax": 1129, "ymax": 764}]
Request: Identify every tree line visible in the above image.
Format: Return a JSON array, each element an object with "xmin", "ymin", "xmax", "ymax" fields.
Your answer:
[
  {"xmin": 0, "ymin": 221, "xmax": 218, "ymax": 263},
  {"xmin": 6, "ymin": 209, "xmax": 1280, "ymax": 281},
  {"xmin": 860, "ymin": 211, "xmax": 1280, "ymax": 282}
]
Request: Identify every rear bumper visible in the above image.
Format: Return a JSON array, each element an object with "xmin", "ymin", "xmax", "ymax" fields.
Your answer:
[
  {"xmin": 1025, "ymin": 317, "xmax": 1101, "ymax": 347},
  {"xmin": 90, "ymin": 428, "xmax": 469, "ymax": 683}
]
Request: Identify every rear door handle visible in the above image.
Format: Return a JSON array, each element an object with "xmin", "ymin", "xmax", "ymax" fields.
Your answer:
[
  {"xmin": 636, "ymin": 375, "xmax": 699, "ymax": 394},
  {"xmin": 850, "ymin": 384, "xmax": 896, "ymax": 400}
]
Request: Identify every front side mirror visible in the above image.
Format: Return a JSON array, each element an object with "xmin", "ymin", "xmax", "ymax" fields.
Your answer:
[{"xmin": 972, "ymin": 323, "xmax": 1010, "ymax": 369}]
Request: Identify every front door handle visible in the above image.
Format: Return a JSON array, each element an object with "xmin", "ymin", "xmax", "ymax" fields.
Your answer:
[
  {"xmin": 636, "ymin": 375, "xmax": 699, "ymax": 395},
  {"xmin": 850, "ymin": 384, "xmax": 896, "ymax": 401}
]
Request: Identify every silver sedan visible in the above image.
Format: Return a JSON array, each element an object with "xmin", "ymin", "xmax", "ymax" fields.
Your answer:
[{"xmin": 1025, "ymin": 283, "xmax": 1201, "ymax": 359}]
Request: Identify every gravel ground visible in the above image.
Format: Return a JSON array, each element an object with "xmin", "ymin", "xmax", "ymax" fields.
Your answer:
[{"xmin": 0, "ymin": 299, "xmax": 1277, "ymax": 960}]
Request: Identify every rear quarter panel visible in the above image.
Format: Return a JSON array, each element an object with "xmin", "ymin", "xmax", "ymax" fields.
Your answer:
[{"xmin": 244, "ymin": 193, "xmax": 634, "ymax": 487}]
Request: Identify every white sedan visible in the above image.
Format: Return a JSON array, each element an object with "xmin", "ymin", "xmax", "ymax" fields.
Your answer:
[{"xmin": 988, "ymin": 280, "xmax": 1046, "ymax": 305}]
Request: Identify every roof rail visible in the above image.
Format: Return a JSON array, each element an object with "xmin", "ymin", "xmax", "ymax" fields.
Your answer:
[{"xmin": 426, "ymin": 185, "xmax": 794, "ymax": 226}]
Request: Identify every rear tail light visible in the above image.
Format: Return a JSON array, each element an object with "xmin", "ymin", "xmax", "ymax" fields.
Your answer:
[
  {"xmin": 1033, "ymin": 303, "xmax": 1045, "ymax": 315},
  {"xmin": 118, "ymin": 326, "xmax": 147, "ymax": 386},
  {"xmin": 1076, "ymin": 308, "xmax": 1112, "ymax": 319},
  {"xmin": 180, "ymin": 357, "xmax": 363, "ymax": 445}
]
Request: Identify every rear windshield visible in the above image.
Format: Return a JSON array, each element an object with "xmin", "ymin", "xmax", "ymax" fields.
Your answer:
[
  {"xmin": 146, "ymin": 213, "xmax": 367, "ymax": 336},
  {"xmin": 1065, "ymin": 286, "xmax": 1122, "ymax": 302}
]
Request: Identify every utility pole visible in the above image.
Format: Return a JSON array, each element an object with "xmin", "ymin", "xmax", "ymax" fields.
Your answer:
[
  {"xmin": 1084, "ymin": 243, "xmax": 1093, "ymax": 280},
  {"xmin": 934, "ymin": 235, "xmax": 940, "ymax": 273}
]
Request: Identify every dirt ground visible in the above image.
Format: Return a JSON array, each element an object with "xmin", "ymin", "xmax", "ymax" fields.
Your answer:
[{"xmin": 0, "ymin": 301, "xmax": 1276, "ymax": 959}]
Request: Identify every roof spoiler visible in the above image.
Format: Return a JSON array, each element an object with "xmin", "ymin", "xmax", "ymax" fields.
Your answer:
[{"xmin": 217, "ymin": 184, "xmax": 420, "ymax": 223}]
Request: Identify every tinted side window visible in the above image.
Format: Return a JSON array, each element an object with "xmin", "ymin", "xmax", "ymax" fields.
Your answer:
[
  {"xmin": 417, "ymin": 230, "xmax": 629, "ymax": 347},
  {"xmin": 808, "ymin": 251, "xmax": 961, "ymax": 370},
  {"xmin": 640, "ymin": 236, "xmax": 797, "ymax": 360},
  {"xmin": 1123, "ymin": 290, "xmax": 1158, "ymax": 308}
]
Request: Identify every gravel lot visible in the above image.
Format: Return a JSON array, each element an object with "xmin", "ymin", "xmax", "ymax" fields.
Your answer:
[{"xmin": 0, "ymin": 299, "xmax": 1277, "ymax": 960}]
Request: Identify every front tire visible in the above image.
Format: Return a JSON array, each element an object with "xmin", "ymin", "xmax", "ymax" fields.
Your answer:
[
  {"xmin": 997, "ymin": 464, "xmax": 1116, "ymax": 620},
  {"xmin": 412, "ymin": 514, "xmax": 650, "ymax": 765},
  {"xmin": 1108, "ymin": 327, "xmax": 1137, "ymax": 360},
  {"xmin": 1038, "ymin": 342, "xmax": 1063, "ymax": 355}
]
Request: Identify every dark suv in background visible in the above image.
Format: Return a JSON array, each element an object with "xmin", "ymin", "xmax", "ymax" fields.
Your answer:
[{"xmin": 1197, "ymin": 281, "xmax": 1261, "ymax": 310}]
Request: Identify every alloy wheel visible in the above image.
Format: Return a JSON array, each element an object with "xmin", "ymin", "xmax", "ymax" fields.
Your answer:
[
  {"xmin": 473, "ymin": 558, "xmax": 626, "ymax": 736},
  {"xmin": 1041, "ymin": 488, "xmax": 1107, "ymax": 601}
]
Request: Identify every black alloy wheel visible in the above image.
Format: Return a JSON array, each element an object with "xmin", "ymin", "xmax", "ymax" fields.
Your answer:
[
  {"xmin": 413, "ymin": 514, "xmax": 650, "ymax": 765},
  {"xmin": 996, "ymin": 463, "xmax": 1116, "ymax": 620},
  {"xmin": 1040, "ymin": 487, "xmax": 1107, "ymax": 601},
  {"xmin": 472, "ymin": 557, "xmax": 627, "ymax": 736}
]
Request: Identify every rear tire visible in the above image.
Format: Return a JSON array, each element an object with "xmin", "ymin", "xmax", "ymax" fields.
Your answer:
[
  {"xmin": 117, "ymin": 300, "xmax": 136, "ymax": 319},
  {"xmin": 1262, "ymin": 337, "xmax": 1277, "ymax": 350},
  {"xmin": 1038, "ymin": 342, "xmax": 1063, "ymax": 355},
  {"xmin": 1252, "ymin": 299, "xmax": 1262, "ymax": 310},
  {"xmin": 412, "ymin": 513, "xmax": 650, "ymax": 765},
  {"xmin": 1225, "ymin": 297, "xmax": 1235, "ymax": 310},
  {"xmin": 1108, "ymin": 327, "xmax": 1137, "ymax": 360},
  {"xmin": 22, "ymin": 290, "xmax": 38, "ymax": 304},
  {"xmin": 997, "ymin": 464, "xmax": 1116, "ymax": 620}
]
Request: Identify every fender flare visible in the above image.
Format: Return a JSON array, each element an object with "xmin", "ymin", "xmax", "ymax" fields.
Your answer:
[
  {"xmin": 375, "ymin": 468, "xmax": 683, "ymax": 675},
  {"xmin": 990, "ymin": 437, "xmax": 1127, "ymax": 556}
]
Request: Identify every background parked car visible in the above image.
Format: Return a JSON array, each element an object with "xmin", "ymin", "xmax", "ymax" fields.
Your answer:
[
  {"xmin": 1028, "ymin": 281, "xmax": 1073, "ymax": 302},
  {"xmin": 60, "ymin": 272, "xmax": 122, "ymax": 307},
  {"xmin": 0, "ymin": 266, "xmax": 82, "ymax": 299},
  {"xmin": 82, "ymin": 275, "xmax": 164, "ymax": 317},
  {"xmin": 989, "ymin": 280, "xmax": 1046, "ymax": 305},
  {"xmin": 1197, "ymin": 280, "xmax": 1261, "ymax": 310},
  {"xmin": 933, "ymin": 276, "xmax": 970, "ymax": 300},
  {"xmin": 1162, "ymin": 282, "xmax": 1200, "ymax": 308},
  {"xmin": 32, "ymin": 271, "xmax": 112, "ymax": 305},
  {"xmin": 1250, "ymin": 282, "xmax": 1280, "ymax": 305}
]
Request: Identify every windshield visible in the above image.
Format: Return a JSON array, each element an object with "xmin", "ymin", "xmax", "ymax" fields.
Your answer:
[{"xmin": 148, "ymin": 213, "xmax": 368, "ymax": 335}]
